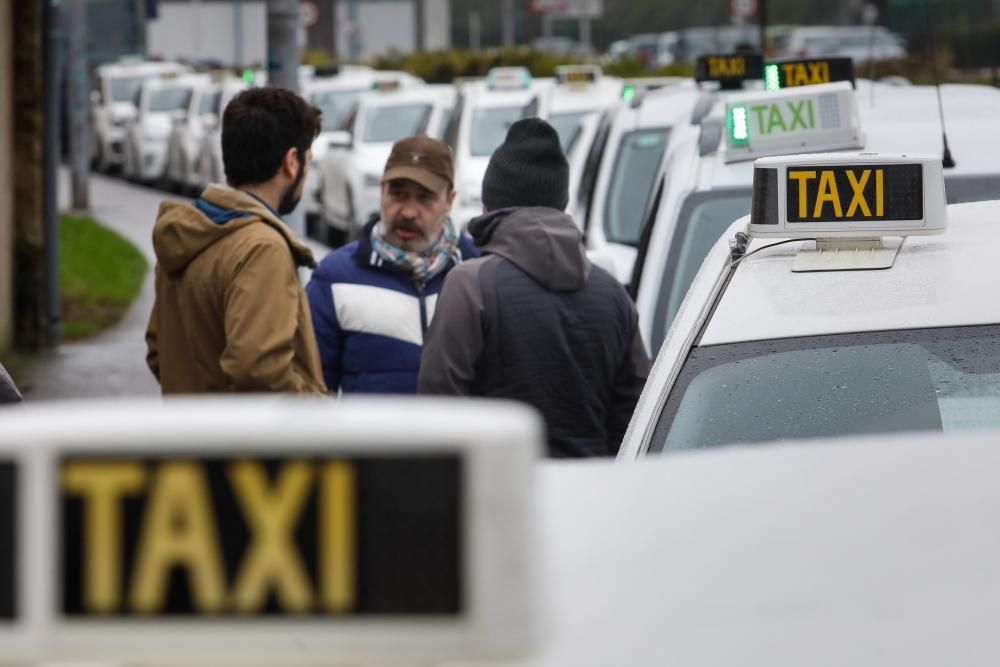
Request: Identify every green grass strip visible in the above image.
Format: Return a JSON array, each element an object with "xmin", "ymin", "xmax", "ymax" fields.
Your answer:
[{"xmin": 60, "ymin": 214, "xmax": 148, "ymax": 340}]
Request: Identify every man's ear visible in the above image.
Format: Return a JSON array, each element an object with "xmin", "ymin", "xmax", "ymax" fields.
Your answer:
[{"xmin": 282, "ymin": 146, "xmax": 300, "ymax": 179}]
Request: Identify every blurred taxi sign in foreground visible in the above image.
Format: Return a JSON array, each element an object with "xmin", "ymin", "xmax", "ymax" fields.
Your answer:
[
  {"xmin": 724, "ymin": 81, "xmax": 863, "ymax": 162},
  {"xmin": 750, "ymin": 152, "xmax": 947, "ymax": 270},
  {"xmin": 0, "ymin": 397, "xmax": 543, "ymax": 665},
  {"xmin": 695, "ymin": 52, "xmax": 763, "ymax": 90},
  {"xmin": 764, "ymin": 56, "xmax": 856, "ymax": 91}
]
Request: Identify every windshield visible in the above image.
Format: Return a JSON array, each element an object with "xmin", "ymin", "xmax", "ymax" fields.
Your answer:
[
  {"xmin": 198, "ymin": 90, "xmax": 221, "ymax": 116},
  {"xmin": 363, "ymin": 104, "xmax": 432, "ymax": 143},
  {"xmin": 650, "ymin": 325, "xmax": 1000, "ymax": 454},
  {"xmin": 109, "ymin": 76, "xmax": 146, "ymax": 104},
  {"xmin": 311, "ymin": 89, "xmax": 364, "ymax": 132},
  {"xmin": 603, "ymin": 128, "xmax": 670, "ymax": 245},
  {"xmin": 148, "ymin": 87, "xmax": 191, "ymax": 113},
  {"xmin": 548, "ymin": 111, "xmax": 589, "ymax": 156},
  {"xmin": 651, "ymin": 190, "xmax": 752, "ymax": 351},
  {"xmin": 470, "ymin": 105, "xmax": 528, "ymax": 156}
]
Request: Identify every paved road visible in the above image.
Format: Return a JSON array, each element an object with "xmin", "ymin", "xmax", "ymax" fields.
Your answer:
[{"xmin": 23, "ymin": 172, "xmax": 330, "ymax": 402}]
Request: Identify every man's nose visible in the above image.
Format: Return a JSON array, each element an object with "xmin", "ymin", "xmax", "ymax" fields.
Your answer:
[{"xmin": 400, "ymin": 197, "xmax": 419, "ymax": 218}]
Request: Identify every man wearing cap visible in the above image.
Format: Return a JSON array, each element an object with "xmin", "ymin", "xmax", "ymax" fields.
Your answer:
[
  {"xmin": 305, "ymin": 135, "xmax": 478, "ymax": 394},
  {"xmin": 418, "ymin": 118, "xmax": 650, "ymax": 457}
]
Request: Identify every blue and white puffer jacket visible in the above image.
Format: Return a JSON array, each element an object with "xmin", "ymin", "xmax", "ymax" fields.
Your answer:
[{"xmin": 305, "ymin": 218, "xmax": 479, "ymax": 394}]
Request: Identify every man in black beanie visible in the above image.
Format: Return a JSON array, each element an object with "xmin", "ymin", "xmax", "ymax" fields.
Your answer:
[{"xmin": 417, "ymin": 118, "xmax": 650, "ymax": 458}]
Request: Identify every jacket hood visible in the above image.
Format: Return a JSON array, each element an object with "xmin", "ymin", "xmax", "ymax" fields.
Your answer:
[
  {"xmin": 468, "ymin": 207, "xmax": 590, "ymax": 292},
  {"xmin": 152, "ymin": 184, "xmax": 316, "ymax": 274}
]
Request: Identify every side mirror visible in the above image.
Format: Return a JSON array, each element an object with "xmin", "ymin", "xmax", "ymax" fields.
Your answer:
[
  {"xmin": 90, "ymin": 90, "xmax": 102, "ymax": 106},
  {"xmin": 200, "ymin": 112, "xmax": 219, "ymax": 130},
  {"xmin": 328, "ymin": 130, "xmax": 352, "ymax": 150},
  {"xmin": 170, "ymin": 109, "xmax": 188, "ymax": 123}
]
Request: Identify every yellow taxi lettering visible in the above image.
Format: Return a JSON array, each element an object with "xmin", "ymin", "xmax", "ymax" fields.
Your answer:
[
  {"xmin": 709, "ymin": 56, "xmax": 745, "ymax": 79},
  {"xmin": 228, "ymin": 461, "xmax": 314, "ymax": 613},
  {"xmin": 62, "ymin": 462, "xmax": 146, "ymax": 613},
  {"xmin": 788, "ymin": 170, "xmax": 817, "ymax": 218},
  {"xmin": 130, "ymin": 462, "xmax": 226, "ymax": 614},
  {"xmin": 320, "ymin": 461, "xmax": 357, "ymax": 612},
  {"xmin": 876, "ymin": 168, "xmax": 885, "ymax": 216},
  {"xmin": 781, "ymin": 62, "xmax": 802, "ymax": 86},
  {"xmin": 809, "ymin": 61, "xmax": 830, "ymax": 84},
  {"xmin": 814, "ymin": 170, "xmax": 844, "ymax": 218},
  {"xmin": 845, "ymin": 169, "xmax": 873, "ymax": 217}
]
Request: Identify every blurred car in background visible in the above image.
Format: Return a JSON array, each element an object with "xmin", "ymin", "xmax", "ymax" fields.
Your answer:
[
  {"xmin": 164, "ymin": 78, "xmax": 223, "ymax": 194},
  {"xmin": 91, "ymin": 59, "xmax": 190, "ymax": 172},
  {"xmin": 317, "ymin": 83, "xmax": 454, "ymax": 241}
]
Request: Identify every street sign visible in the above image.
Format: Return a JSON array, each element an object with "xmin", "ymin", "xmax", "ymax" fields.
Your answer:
[
  {"xmin": 530, "ymin": 0, "xmax": 602, "ymax": 19},
  {"xmin": 731, "ymin": 0, "xmax": 757, "ymax": 20},
  {"xmin": 299, "ymin": 0, "xmax": 319, "ymax": 29}
]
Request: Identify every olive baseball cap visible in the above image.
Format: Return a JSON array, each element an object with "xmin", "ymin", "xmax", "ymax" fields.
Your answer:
[{"xmin": 382, "ymin": 135, "xmax": 454, "ymax": 194}]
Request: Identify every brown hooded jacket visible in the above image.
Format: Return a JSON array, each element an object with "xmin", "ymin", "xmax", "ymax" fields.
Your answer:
[{"xmin": 145, "ymin": 185, "xmax": 326, "ymax": 394}]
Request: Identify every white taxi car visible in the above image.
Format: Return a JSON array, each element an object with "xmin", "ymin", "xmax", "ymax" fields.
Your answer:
[
  {"xmin": 620, "ymin": 152, "xmax": 1000, "ymax": 459},
  {"xmin": 164, "ymin": 79, "xmax": 222, "ymax": 194},
  {"xmin": 317, "ymin": 83, "xmax": 455, "ymax": 239},
  {"xmin": 301, "ymin": 70, "xmax": 423, "ymax": 231},
  {"xmin": 447, "ymin": 67, "xmax": 554, "ymax": 229},
  {"xmin": 192, "ymin": 77, "xmax": 250, "ymax": 188},
  {"xmin": 91, "ymin": 59, "xmax": 189, "ymax": 172},
  {"xmin": 630, "ymin": 67, "xmax": 1000, "ymax": 354},
  {"xmin": 121, "ymin": 73, "xmax": 209, "ymax": 184}
]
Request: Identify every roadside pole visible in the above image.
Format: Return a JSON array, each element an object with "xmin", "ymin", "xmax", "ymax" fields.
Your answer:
[
  {"xmin": 42, "ymin": 0, "xmax": 62, "ymax": 346},
  {"xmin": 66, "ymin": 0, "xmax": 90, "ymax": 211},
  {"xmin": 266, "ymin": 0, "xmax": 305, "ymax": 240}
]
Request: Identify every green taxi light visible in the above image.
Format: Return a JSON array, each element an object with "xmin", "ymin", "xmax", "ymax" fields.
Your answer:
[
  {"xmin": 242, "ymin": 69, "xmax": 255, "ymax": 85},
  {"xmin": 729, "ymin": 105, "xmax": 750, "ymax": 144},
  {"xmin": 621, "ymin": 84, "xmax": 636, "ymax": 102},
  {"xmin": 764, "ymin": 64, "xmax": 781, "ymax": 91}
]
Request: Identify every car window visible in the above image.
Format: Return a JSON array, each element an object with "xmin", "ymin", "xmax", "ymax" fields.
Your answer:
[
  {"xmin": 547, "ymin": 111, "xmax": 590, "ymax": 155},
  {"xmin": 650, "ymin": 190, "xmax": 752, "ymax": 352},
  {"xmin": 311, "ymin": 89, "xmax": 365, "ymax": 132},
  {"xmin": 650, "ymin": 325, "xmax": 1000, "ymax": 454},
  {"xmin": 576, "ymin": 110, "xmax": 613, "ymax": 218},
  {"xmin": 603, "ymin": 128, "xmax": 670, "ymax": 246},
  {"xmin": 470, "ymin": 105, "xmax": 527, "ymax": 157},
  {"xmin": 363, "ymin": 104, "xmax": 433, "ymax": 143},
  {"xmin": 944, "ymin": 174, "xmax": 1000, "ymax": 205},
  {"xmin": 198, "ymin": 90, "xmax": 221, "ymax": 116},
  {"xmin": 149, "ymin": 87, "xmax": 192, "ymax": 112},
  {"xmin": 109, "ymin": 76, "xmax": 146, "ymax": 104}
]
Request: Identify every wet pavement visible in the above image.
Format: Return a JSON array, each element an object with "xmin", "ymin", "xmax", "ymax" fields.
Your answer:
[{"xmin": 22, "ymin": 171, "xmax": 330, "ymax": 402}]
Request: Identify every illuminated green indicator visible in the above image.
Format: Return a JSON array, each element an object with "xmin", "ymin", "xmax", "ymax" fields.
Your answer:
[
  {"xmin": 621, "ymin": 84, "xmax": 636, "ymax": 102},
  {"xmin": 242, "ymin": 70, "xmax": 255, "ymax": 85},
  {"xmin": 764, "ymin": 64, "xmax": 781, "ymax": 91},
  {"xmin": 729, "ymin": 105, "xmax": 750, "ymax": 146}
]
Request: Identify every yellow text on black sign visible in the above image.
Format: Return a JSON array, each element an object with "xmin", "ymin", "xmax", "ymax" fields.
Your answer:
[
  {"xmin": 780, "ymin": 61, "xmax": 831, "ymax": 87},
  {"xmin": 785, "ymin": 164, "xmax": 924, "ymax": 222},
  {"xmin": 62, "ymin": 459, "xmax": 355, "ymax": 615},
  {"xmin": 706, "ymin": 56, "xmax": 748, "ymax": 79}
]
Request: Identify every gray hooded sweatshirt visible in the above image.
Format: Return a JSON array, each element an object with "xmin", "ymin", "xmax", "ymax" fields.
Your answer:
[{"xmin": 418, "ymin": 207, "xmax": 650, "ymax": 457}]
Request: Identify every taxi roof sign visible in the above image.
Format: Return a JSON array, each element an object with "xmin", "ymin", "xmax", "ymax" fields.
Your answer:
[
  {"xmin": 749, "ymin": 153, "xmax": 946, "ymax": 269},
  {"xmin": 555, "ymin": 64, "xmax": 601, "ymax": 85},
  {"xmin": 487, "ymin": 66, "xmax": 532, "ymax": 91},
  {"xmin": 695, "ymin": 53, "xmax": 763, "ymax": 90},
  {"xmin": 0, "ymin": 398, "xmax": 543, "ymax": 665},
  {"xmin": 764, "ymin": 57, "xmax": 856, "ymax": 91},
  {"xmin": 724, "ymin": 81, "xmax": 864, "ymax": 163}
]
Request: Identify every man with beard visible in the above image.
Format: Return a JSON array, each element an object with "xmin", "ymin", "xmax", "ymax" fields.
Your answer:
[
  {"xmin": 305, "ymin": 135, "xmax": 478, "ymax": 394},
  {"xmin": 145, "ymin": 87, "xmax": 327, "ymax": 394}
]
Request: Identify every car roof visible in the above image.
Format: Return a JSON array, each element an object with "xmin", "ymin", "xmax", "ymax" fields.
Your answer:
[
  {"xmin": 536, "ymin": 427, "xmax": 1000, "ymax": 665},
  {"xmin": 697, "ymin": 199, "xmax": 1000, "ymax": 346},
  {"xmin": 547, "ymin": 76, "xmax": 624, "ymax": 115},
  {"xmin": 464, "ymin": 77, "xmax": 553, "ymax": 109},
  {"xmin": 358, "ymin": 83, "xmax": 455, "ymax": 109}
]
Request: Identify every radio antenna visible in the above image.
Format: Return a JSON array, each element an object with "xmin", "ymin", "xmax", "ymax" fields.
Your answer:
[{"xmin": 923, "ymin": 0, "xmax": 956, "ymax": 168}]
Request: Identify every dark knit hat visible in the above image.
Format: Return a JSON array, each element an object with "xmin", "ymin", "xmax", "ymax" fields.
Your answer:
[{"xmin": 482, "ymin": 118, "xmax": 569, "ymax": 211}]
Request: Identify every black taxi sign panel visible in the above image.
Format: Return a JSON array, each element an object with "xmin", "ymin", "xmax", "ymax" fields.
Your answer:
[
  {"xmin": 749, "ymin": 153, "xmax": 947, "ymax": 240},
  {"xmin": 764, "ymin": 57, "xmax": 855, "ymax": 90},
  {"xmin": 0, "ymin": 461, "xmax": 15, "ymax": 622},
  {"xmin": 555, "ymin": 65, "xmax": 600, "ymax": 85},
  {"xmin": 696, "ymin": 53, "xmax": 763, "ymax": 90},
  {"xmin": 787, "ymin": 164, "xmax": 923, "ymax": 222},
  {"xmin": 60, "ymin": 455, "xmax": 461, "ymax": 617}
]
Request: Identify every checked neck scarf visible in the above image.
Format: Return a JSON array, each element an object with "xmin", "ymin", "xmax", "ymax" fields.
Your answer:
[{"xmin": 370, "ymin": 217, "xmax": 460, "ymax": 287}]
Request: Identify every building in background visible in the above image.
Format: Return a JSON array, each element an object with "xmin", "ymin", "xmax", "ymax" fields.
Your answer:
[{"xmin": 147, "ymin": 0, "xmax": 450, "ymax": 67}]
